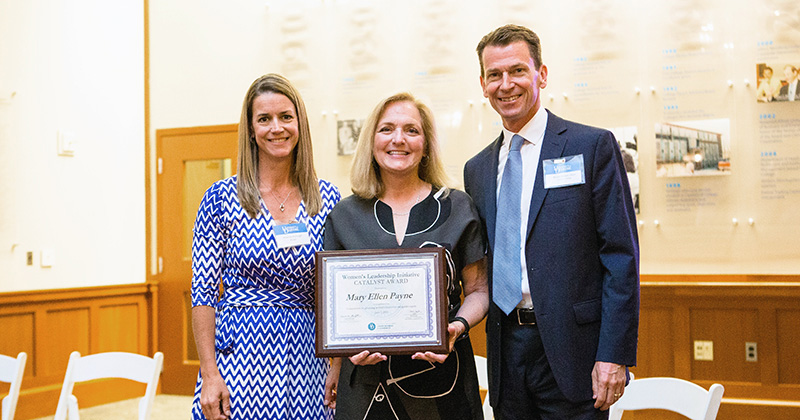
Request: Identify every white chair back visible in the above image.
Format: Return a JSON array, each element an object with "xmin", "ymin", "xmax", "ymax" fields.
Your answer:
[
  {"xmin": 0, "ymin": 352, "xmax": 27, "ymax": 420},
  {"xmin": 54, "ymin": 351, "xmax": 164, "ymax": 420},
  {"xmin": 473, "ymin": 355, "xmax": 493, "ymax": 420},
  {"xmin": 609, "ymin": 377, "xmax": 724, "ymax": 420}
]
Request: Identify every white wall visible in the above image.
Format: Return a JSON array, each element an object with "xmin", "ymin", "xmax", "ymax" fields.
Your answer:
[
  {"xmin": 1, "ymin": 0, "xmax": 797, "ymax": 293},
  {"xmin": 147, "ymin": 0, "xmax": 554, "ymax": 272},
  {"xmin": 0, "ymin": 0, "xmax": 145, "ymax": 292},
  {"xmin": 149, "ymin": 0, "xmax": 800, "ymax": 274}
]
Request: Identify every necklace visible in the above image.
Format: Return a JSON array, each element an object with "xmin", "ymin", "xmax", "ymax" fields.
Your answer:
[
  {"xmin": 374, "ymin": 188, "xmax": 442, "ymax": 237},
  {"xmin": 269, "ymin": 187, "xmax": 293, "ymax": 212},
  {"xmin": 391, "ymin": 189, "xmax": 423, "ymax": 216}
]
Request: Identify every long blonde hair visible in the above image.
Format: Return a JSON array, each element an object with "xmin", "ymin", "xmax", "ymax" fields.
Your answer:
[
  {"xmin": 236, "ymin": 74, "xmax": 322, "ymax": 218},
  {"xmin": 350, "ymin": 93, "xmax": 450, "ymax": 199}
]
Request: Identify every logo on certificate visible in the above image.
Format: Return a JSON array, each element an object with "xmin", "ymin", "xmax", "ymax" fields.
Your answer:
[{"xmin": 368, "ymin": 323, "xmax": 376, "ymax": 330}]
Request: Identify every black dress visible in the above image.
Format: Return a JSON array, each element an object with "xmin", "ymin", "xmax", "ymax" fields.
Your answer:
[{"xmin": 323, "ymin": 187, "xmax": 486, "ymax": 420}]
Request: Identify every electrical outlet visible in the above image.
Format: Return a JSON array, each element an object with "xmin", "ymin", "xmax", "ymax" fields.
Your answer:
[
  {"xmin": 57, "ymin": 130, "xmax": 76, "ymax": 156},
  {"xmin": 694, "ymin": 340, "xmax": 714, "ymax": 361},
  {"xmin": 746, "ymin": 342, "xmax": 758, "ymax": 362},
  {"xmin": 40, "ymin": 248, "xmax": 54, "ymax": 268}
]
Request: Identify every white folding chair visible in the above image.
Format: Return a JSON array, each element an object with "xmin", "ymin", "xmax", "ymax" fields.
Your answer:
[
  {"xmin": 473, "ymin": 355, "xmax": 493, "ymax": 420},
  {"xmin": 0, "ymin": 352, "xmax": 27, "ymax": 420},
  {"xmin": 54, "ymin": 351, "xmax": 164, "ymax": 420},
  {"xmin": 609, "ymin": 377, "xmax": 724, "ymax": 420}
]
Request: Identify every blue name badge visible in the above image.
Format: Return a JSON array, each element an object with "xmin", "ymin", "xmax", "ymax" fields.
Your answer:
[
  {"xmin": 274, "ymin": 222, "xmax": 311, "ymax": 249},
  {"xmin": 542, "ymin": 154, "xmax": 586, "ymax": 189}
]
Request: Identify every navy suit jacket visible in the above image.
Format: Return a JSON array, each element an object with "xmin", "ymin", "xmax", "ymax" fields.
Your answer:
[
  {"xmin": 463, "ymin": 110, "xmax": 639, "ymax": 404},
  {"xmin": 778, "ymin": 82, "xmax": 798, "ymax": 101}
]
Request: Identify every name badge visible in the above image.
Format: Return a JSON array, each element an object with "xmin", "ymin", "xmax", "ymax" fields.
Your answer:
[
  {"xmin": 274, "ymin": 222, "xmax": 311, "ymax": 249},
  {"xmin": 543, "ymin": 154, "xmax": 585, "ymax": 189}
]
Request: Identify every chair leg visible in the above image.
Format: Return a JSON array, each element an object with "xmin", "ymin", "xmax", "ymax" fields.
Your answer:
[{"xmin": 68, "ymin": 395, "xmax": 81, "ymax": 420}]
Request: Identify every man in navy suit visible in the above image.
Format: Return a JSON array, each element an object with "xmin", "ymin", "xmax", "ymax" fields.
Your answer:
[
  {"xmin": 776, "ymin": 65, "xmax": 798, "ymax": 101},
  {"xmin": 463, "ymin": 24, "xmax": 639, "ymax": 419}
]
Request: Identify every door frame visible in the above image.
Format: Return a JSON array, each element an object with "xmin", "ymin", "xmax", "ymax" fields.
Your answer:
[{"xmin": 152, "ymin": 124, "xmax": 238, "ymax": 394}]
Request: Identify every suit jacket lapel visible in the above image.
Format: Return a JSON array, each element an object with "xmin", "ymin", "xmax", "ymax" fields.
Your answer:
[
  {"xmin": 484, "ymin": 133, "xmax": 504, "ymax": 251},
  {"xmin": 526, "ymin": 111, "xmax": 568, "ymax": 237}
]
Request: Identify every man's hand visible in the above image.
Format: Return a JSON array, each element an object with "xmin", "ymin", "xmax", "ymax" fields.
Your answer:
[{"xmin": 592, "ymin": 361, "xmax": 626, "ymax": 411}]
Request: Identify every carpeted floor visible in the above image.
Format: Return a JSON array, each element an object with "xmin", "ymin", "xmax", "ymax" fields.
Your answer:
[{"xmin": 29, "ymin": 394, "xmax": 194, "ymax": 420}]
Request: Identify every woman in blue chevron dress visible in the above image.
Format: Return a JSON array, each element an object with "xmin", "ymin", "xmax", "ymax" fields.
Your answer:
[{"xmin": 191, "ymin": 74, "xmax": 340, "ymax": 420}]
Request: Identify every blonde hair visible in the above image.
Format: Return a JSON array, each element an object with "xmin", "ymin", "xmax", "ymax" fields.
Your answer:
[
  {"xmin": 236, "ymin": 74, "xmax": 322, "ymax": 218},
  {"xmin": 350, "ymin": 92, "xmax": 449, "ymax": 199}
]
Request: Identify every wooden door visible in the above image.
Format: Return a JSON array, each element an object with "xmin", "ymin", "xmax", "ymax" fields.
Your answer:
[{"xmin": 156, "ymin": 124, "xmax": 238, "ymax": 394}]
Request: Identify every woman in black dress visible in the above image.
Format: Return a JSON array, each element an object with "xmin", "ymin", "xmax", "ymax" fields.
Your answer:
[{"xmin": 323, "ymin": 92, "xmax": 489, "ymax": 420}]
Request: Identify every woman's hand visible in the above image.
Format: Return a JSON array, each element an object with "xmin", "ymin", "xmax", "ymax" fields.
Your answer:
[
  {"xmin": 324, "ymin": 358, "xmax": 341, "ymax": 409},
  {"xmin": 411, "ymin": 257, "xmax": 488, "ymax": 364},
  {"xmin": 199, "ymin": 372, "xmax": 231, "ymax": 420},
  {"xmin": 193, "ymin": 306, "xmax": 230, "ymax": 419},
  {"xmin": 349, "ymin": 350, "xmax": 388, "ymax": 365},
  {"xmin": 411, "ymin": 322, "xmax": 464, "ymax": 363}
]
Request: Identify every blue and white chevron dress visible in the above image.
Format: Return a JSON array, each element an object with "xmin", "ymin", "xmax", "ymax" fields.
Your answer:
[{"xmin": 191, "ymin": 176, "xmax": 340, "ymax": 420}]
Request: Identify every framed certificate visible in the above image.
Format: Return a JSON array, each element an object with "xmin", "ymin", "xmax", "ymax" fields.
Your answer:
[{"xmin": 315, "ymin": 247, "xmax": 447, "ymax": 357}]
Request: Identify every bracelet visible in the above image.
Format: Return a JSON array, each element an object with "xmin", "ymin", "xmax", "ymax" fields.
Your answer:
[{"xmin": 452, "ymin": 316, "xmax": 470, "ymax": 335}]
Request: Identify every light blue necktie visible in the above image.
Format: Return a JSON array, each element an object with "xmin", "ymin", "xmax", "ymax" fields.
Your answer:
[{"xmin": 493, "ymin": 134, "xmax": 524, "ymax": 315}]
